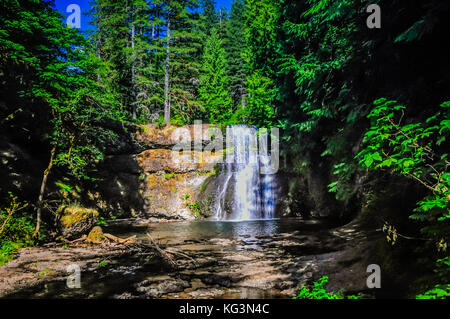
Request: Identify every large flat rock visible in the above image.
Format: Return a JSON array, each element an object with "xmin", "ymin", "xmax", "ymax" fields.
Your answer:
[
  {"xmin": 137, "ymin": 149, "xmax": 223, "ymax": 174},
  {"xmin": 136, "ymin": 124, "xmax": 224, "ymax": 149}
]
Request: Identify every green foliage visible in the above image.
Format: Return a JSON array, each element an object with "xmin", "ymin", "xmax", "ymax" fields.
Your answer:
[
  {"xmin": 182, "ymin": 193, "xmax": 200, "ymax": 217},
  {"xmin": 394, "ymin": 1, "xmax": 447, "ymax": 44},
  {"xmin": 357, "ymin": 99, "xmax": 450, "ymax": 298},
  {"xmin": 273, "ymin": 0, "xmax": 366, "ymax": 205},
  {"xmin": 357, "ymin": 99, "xmax": 450, "ymax": 230},
  {"xmin": 225, "ymin": 0, "xmax": 247, "ymax": 109},
  {"xmin": 202, "ymin": 0, "xmax": 218, "ymax": 34},
  {"xmin": 55, "ymin": 182, "xmax": 73, "ymax": 193},
  {"xmin": 0, "ymin": 194, "xmax": 34, "ymax": 265},
  {"xmin": 163, "ymin": 172, "xmax": 176, "ymax": 180},
  {"xmin": 91, "ymin": 0, "xmax": 204, "ymax": 124},
  {"xmin": 416, "ymin": 284, "xmax": 450, "ymax": 299},
  {"xmin": 1, "ymin": 0, "xmax": 126, "ymax": 182},
  {"xmin": 187, "ymin": 200, "xmax": 201, "ymax": 217},
  {"xmin": 96, "ymin": 217, "xmax": 108, "ymax": 227},
  {"xmin": 293, "ymin": 276, "xmax": 361, "ymax": 299},
  {"xmin": 244, "ymin": 0, "xmax": 280, "ymax": 77},
  {"xmin": 198, "ymin": 28, "xmax": 233, "ymax": 123},
  {"xmin": 327, "ymin": 162, "xmax": 358, "ymax": 203},
  {"xmin": 242, "ymin": 71, "xmax": 276, "ymax": 128},
  {"xmin": 417, "ymin": 257, "xmax": 450, "ymax": 299}
]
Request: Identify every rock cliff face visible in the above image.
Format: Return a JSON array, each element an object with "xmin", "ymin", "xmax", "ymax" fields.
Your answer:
[
  {"xmin": 93, "ymin": 124, "xmax": 331, "ymax": 221},
  {"xmin": 0, "ymin": 141, "xmax": 44, "ymax": 203},
  {"xmin": 1, "ymin": 123, "xmax": 338, "ymax": 222},
  {"xmin": 95, "ymin": 124, "xmax": 223, "ymax": 220}
]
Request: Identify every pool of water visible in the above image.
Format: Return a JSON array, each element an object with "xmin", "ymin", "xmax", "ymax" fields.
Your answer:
[
  {"xmin": 6, "ymin": 218, "xmax": 334, "ymax": 299},
  {"xmin": 139, "ymin": 218, "xmax": 327, "ymax": 246}
]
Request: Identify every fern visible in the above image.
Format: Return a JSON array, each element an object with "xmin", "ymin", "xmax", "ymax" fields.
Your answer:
[{"xmin": 303, "ymin": 0, "xmax": 331, "ymax": 17}]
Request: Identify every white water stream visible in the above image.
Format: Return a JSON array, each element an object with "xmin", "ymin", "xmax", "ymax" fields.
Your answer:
[{"xmin": 214, "ymin": 125, "xmax": 277, "ymax": 221}]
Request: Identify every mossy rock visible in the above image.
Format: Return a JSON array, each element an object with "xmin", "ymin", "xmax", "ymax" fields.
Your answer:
[
  {"xmin": 57, "ymin": 206, "xmax": 99, "ymax": 239},
  {"xmin": 86, "ymin": 226, "xmax": 105, "ymax": 243}
]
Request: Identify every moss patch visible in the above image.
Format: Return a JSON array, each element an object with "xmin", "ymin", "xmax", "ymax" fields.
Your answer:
[
  {"xmin": 86, "ymin": 226, "xmax": 105, "ymax": 243},
  {"xmin": 58, "ymin": 206, "xmax": 99, "ymax": 228}
]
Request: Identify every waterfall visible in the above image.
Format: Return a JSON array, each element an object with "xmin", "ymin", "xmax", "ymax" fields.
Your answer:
[{"xmin": 214, "ymin": 125, "xmax": 277, "ymax": 221}]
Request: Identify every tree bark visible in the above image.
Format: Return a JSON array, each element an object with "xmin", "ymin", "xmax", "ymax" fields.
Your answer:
[
  {"xmin": 33, "ymin": 146, "xmax": 56, "ymax": 238},
  {"xmin": 164, "ymin": 15, "xmax": 171, "ymax": 124}
]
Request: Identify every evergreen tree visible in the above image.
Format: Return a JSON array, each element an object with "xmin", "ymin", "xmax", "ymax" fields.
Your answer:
[
  {"xmin": 225, "ymin": 0, "xmax": 247, "ymax": 109},
  {"xmin": 244, "ymin": 71, "xmax": 276, "ymax": 128},
  {"xmin": 89, "ymin": 0, "xmax": 132, "ymax": 114},
  {"xmin": 244, "ymin": 0, "xmax": 281, "ymax": 77},
  {"xmin": 162, "ymin": 0, "xmax": 203, "ymax": 124},
  {"xmin": 89, "ymin": 0, "xmax": 203, "ymax": 124},
  {"xmin": 201, "ymin": 0, "xmax": 218, "ymax": 35},
  {"xmin": 198, "ymin": 28, "xmax": 233, "ymax": 123},
  {"xmin": 242, "ymin": 0, "xmax": 280, "ymax": 126}
]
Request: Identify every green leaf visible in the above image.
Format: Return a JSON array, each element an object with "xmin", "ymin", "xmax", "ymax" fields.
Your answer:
[{"xmin": 364, "ymin": 156, "xmax": 374, "ymax": 168}]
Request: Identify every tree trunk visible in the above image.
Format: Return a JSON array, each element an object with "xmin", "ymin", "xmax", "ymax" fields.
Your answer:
[
  {"xmin": 164, "ymin": 16, "xmax": 171, "ymax": 124},
  {"xmin": 33, "ymin": 146, "xmax": 56, "ymax": 238}
]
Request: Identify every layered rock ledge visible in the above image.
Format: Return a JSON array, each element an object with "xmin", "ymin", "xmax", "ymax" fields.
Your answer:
[{"xmin": 94, "ymin": 124, "xmax": 224, "ymax": 220}]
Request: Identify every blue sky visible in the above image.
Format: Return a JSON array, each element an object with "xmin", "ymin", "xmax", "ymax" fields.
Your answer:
[{"xmin": 54, "ymin": 0, "xmax": 233, "ymax": 30}]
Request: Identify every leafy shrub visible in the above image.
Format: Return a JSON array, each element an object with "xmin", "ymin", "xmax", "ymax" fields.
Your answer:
[
  {"xmin": 416, "ymin": 285, "xmax": 450, "ymax": 299},
  {"xmin": 0, "ymin": 194, "xmax": 34, "ymax": 265},
  {"xmin": 416, "ymin": 257, "xmax": 450, "ymax": 299},
  {"xmin": 357, "ymin": 99, "xmax": 449, "ymax": 298},
  {"xmin": 293, "ymin": 276, "xmax": 361, "ymax": 299}
]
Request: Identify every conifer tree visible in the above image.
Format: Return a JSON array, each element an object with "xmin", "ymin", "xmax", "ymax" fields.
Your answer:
[
  {"xmin": 89, "ymin": 0, "xmax": 202, "ymax": 123},
  {"xmin": 198, "ymin": 28, "xmax": 233, "ymax": 123},
  {"xmin": 201, "ymin": 0, "xmax": 218, "ymax": 35},
  {"xmin": 162, "ymin": 0, "xmax": 203, "ymax": 124},
  {"xmin": 225, "ymin": 0, "xmax": 247, "ymax": 109}
]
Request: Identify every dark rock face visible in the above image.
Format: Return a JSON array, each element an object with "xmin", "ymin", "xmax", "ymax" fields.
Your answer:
[
  {"xmin": 92, "ymin": 124, "xmax": 350, "ymax": 221},
  {"xmin": 0, "ymin": 141, "xmax": 42, "ymax": 202},
  {"xmin": 276, "ymin": 164, "xmax": 345, "ymax": 220}
]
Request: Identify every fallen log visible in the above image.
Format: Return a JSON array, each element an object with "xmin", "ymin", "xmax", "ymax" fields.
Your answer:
[{"xmin": 146, "ymin": 233, "xmax": 177, "ymax": 268}]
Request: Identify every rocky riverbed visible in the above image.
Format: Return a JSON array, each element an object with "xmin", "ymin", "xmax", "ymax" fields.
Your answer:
[{"xmin": 0, "ymin": 218, "xmax": 383, "ymax": 299}]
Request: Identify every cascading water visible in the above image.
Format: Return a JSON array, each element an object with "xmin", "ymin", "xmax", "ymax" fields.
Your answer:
[{"xmin": 214, "ymin": 125, "xmax": 278, "ymax": 221}]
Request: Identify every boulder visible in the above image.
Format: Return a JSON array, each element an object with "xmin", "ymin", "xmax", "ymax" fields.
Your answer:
[
  {"xmin": 58, "ymin": 206, "xmax": 99, "ymax": 239},
  {"xmin": 86, "ymin": 226, "xmax": 137, "ymax": 244}
]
